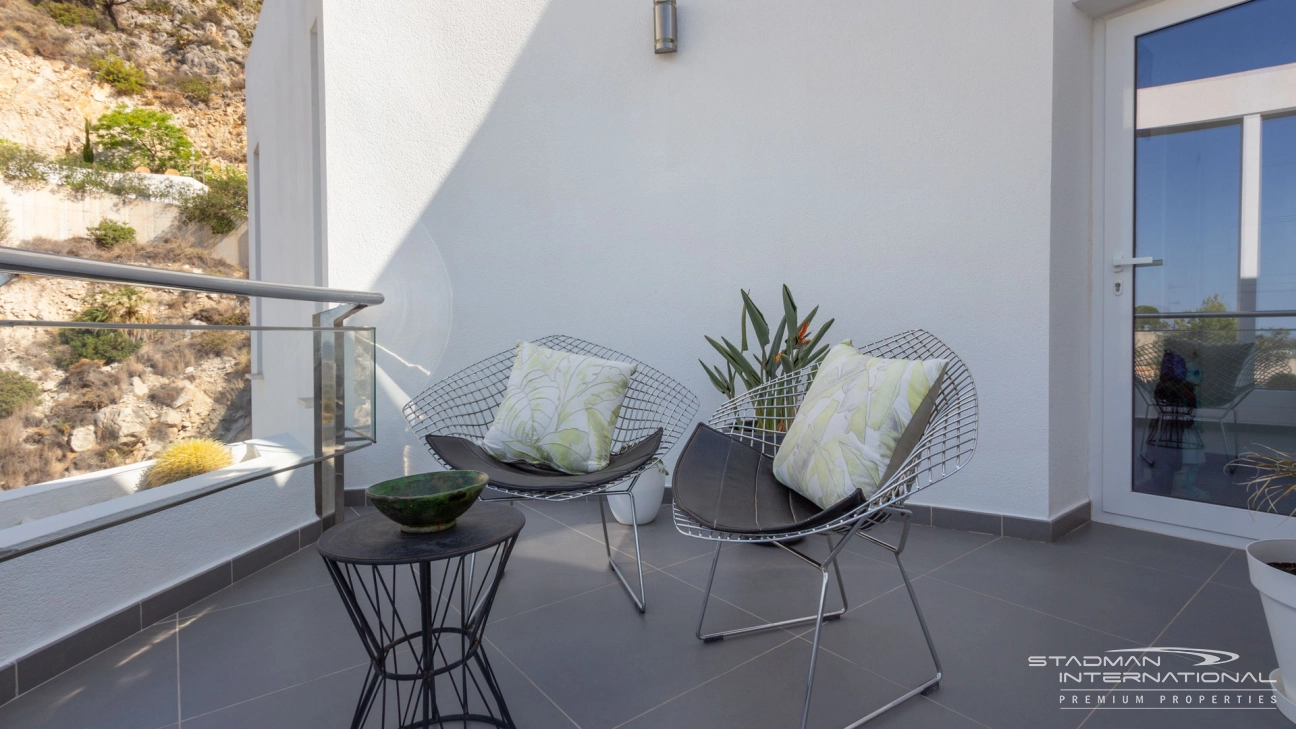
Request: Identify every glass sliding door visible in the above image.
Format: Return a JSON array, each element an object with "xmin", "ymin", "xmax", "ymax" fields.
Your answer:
[{"xmin": 1102, "ymin": 0, "xmax": 1296, "ymax": 539}]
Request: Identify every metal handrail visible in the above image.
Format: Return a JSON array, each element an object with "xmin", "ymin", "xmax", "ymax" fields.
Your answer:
[
  {"xmin": 0, "ymin": 246, "xmax": 384, "ymax": 306},
  {"xmin": 1136, "ymin": 309, "xmax": 1296, "ymax": 319}
]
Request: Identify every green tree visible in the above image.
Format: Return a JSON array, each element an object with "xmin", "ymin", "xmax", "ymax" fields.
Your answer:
[
  {"xmin": 82, "ymin": 119, "xmax": 95, "ymax": 164},
  {"xmin": 1134, "ymin": 305, "xmax": 1162, "ymax": 331},
  {"xmin": 1176, "ymin": 294, "xmax": 1236, "ymax": 334},
  {"xmin": 92, "ymin": 105, "xmax": 194, "ymax": 172},
  {"xmin": 180, "ymin": 166, "xmax": 248, "ymax": 234}
]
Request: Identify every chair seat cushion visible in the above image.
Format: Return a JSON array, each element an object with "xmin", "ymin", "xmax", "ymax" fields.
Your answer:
[
  {"xmin": 673, "ymin": 424, "xmax": 865, "ymax": 535},
  {"xmin": 426, "ymin": 429, "xmax": 662, "ymax": 493}
]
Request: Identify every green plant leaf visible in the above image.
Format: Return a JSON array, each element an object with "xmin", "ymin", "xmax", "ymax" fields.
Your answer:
[
  {"xmin": 740, "ymin": 289, "xmax": 769, "ymax": 349},
  {"xmin": 768, "ymin": 318, "xmax": 787, "ymax": 377},
  {"xmin": 782, "ymin": 285, "xmax": 798, "ymax": 345},
  {"xmin": 699, "ymin": 359, "xmax": 734, "ymax": 398}
]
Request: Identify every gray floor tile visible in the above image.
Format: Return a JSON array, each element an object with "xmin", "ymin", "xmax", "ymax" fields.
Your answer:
[
  {"xmin": 487, "ymin": 570, "xmax": 792, "ymax": 729},
  {"xmin": 182, "ymin": 643, "xmax": 577, "ymax": 729},
  {"xmin": 826, "ymin": 575, "xmax": 1132, "ymax": 729},
  {"xmin": 930, "ymin": 537, "xmax": 1204, "ymax": 644},
  {"xmin": 180, "ymin": 546, "xmax": 332, "ymax": 618},
  {"xmin": 512, "ymin": 502, "xmax": 569, "ymax": 541},
  {"xmin": 488, "ymin": 526, "xmax": 624, "ymax": 620},
  {"xmin": 665, "ymin": 538, "xmax": 904, "ymax": 627},
  {"xmin": 519, "ymin": 497, "xmax": 605, "ymax": 529},
  {"xmin": 619, "ymin": 637, "xmax": 988, "ymax": 729},
  {"xmin": 1054, "ymin": 522, "xmax": 1233, "ymax": 581},
  {"xmin": 0, "ymin": 622, "xmax": 178, "ymax": 729},
  {"xmin": 1074, "ymin": 581, "xmax": 1290, "ymax": 728},
  {"xmin": 178, "ymin": 584, "xmax": 369, "ymax": 718},
  {"xmin": 846, "ymin": 521, "xmax": 999, "ymax": 574},
  {"xmin": 1158, "ymin": 582, "xmax": 1279, "ymax": 679},
  {"xmin": 1211, "ymin": 549, "xmax": 1254, "ymax": 592},
  {"xmin": 570, "ymin": 504, "xmax": 718, "ymax": 570}
]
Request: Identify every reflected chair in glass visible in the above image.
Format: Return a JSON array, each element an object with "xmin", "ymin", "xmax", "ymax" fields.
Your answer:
[
  {"xmin": 671, "ymin": 329, "xmax": 978, "ymax": 729},
  {"xmin": 1134, "ymin": 336, "xmax": 1290, "ymax": 471},
  {"xmin": 403, "ymin": 335, "xmax": 698, "ymax": 612}
]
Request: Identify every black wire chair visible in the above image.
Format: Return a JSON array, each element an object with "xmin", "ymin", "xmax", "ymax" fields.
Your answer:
[
  {"xmin": 403, "ymin": 335, "xmax": 699, "ymax": 612},
  {"xmin": 672, "ymin": 329, "xmax": 978, "ymax": 729}
]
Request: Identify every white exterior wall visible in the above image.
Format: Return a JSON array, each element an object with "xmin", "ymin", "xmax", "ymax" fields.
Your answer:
[
  {"xmin": 250, "ymin": 0, "xmax": 1097, "ymax": 522},
  {"xmin": 0, "ymin": 467, "xmax": 314, "ymax": 665},
  {"xmin": 245, "ymin": 0, "xmax": 328, "ymax": 449}
]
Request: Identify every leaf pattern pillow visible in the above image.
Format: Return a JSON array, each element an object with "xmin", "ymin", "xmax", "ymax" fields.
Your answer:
[
  {"xmin": 772, "ymin": 340, "xmax": 946, "ymax": 509},
  {"xmin": 481, "ymin": 342, "xmax": 638, "ymax": 474}
]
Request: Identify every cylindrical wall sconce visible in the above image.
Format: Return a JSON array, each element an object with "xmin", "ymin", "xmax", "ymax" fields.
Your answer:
[{"xmin": 655, "ymin": 0, "xmax": 677, "ymax": 54}]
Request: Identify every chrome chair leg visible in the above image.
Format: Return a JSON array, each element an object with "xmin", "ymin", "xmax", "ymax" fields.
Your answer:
[
  {"xmin": 800, "ymin": 566, "xmax": 833, "ymax": 729},
  {"xmin": 695, "ymin": 535, "xmax": 851, "ymax": 643},
  {"xmin": 598, "ymin": 494, "xmax": 647, "ymax": 613},
  {"xmin": 843, "ymin": 511, "xmax": 943, "ymax": 728},
  {"xmin": 699, "ymin": 537, "xmax": 850, "ymax": 638}
]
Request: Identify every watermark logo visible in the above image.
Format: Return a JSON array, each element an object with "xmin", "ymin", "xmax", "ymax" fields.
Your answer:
[{"xmin": 1029, "ymin": 648, "xmax": 1274, "ymax": 711}]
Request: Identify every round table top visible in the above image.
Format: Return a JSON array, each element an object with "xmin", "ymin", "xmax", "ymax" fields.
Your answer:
[{"xmin": 317, "ymin": 502, "xmax": 525, "ymax": 565}]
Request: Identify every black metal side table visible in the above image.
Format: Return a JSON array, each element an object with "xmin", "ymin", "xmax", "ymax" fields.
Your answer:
[{"xmin": 318, "ymin": 502, "xmax": 524, "ymax": 729}]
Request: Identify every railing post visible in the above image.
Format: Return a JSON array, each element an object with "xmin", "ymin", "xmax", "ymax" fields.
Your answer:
[{"xmin": 315, "ymin": 303, "xmax": 366, "ymax": 529}]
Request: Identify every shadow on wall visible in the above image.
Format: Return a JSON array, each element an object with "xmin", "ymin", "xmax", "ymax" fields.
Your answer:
[{"xmin": 340, "ymin": 0, "xmax": 1047, "ymax": 511}]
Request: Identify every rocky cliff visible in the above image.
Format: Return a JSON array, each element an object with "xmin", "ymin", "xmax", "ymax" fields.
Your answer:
[{"xmin": 0, "ymin": 0, "xmax": 256, "ymax": 165}]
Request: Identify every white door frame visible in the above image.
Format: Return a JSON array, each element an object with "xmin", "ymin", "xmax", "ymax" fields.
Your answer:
[{"xmin": 1091, "ymin": 0, "xmax": 1295, "ymax": 546}]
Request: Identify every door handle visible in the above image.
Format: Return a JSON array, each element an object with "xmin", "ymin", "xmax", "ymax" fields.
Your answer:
[{"xmin": 1112, "ymin": 255, "xmax": 1163, "ymax": 272}]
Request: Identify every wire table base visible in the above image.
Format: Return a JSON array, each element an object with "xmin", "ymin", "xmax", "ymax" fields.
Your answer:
[{"xmin": 318, "ymin": 505, "xmax": 524, "ymax": 729}]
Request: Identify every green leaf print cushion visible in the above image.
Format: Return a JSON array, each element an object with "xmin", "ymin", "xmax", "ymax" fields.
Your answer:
[
  {"xmin": 481, "ymin": 341, "xmax": 638, "ymax": 474},
  {"xmin": 772, "ymin": 340, "xmax": 946, "ymax": 510}
]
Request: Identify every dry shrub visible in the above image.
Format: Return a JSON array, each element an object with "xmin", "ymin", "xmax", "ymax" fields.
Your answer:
[
  {"xmin": 149, "ymin": 382, "xmax": 185, "ymax": 405},
  {"xmin": 57, "ymin": 360, "xmax": 125, "ymax": 413},
  {"xmin": 0, "ymin": 412, "xmax": 67, "ymax": 490},
  {"xmin": 20, "ymin": 238, "xmax": 246, "ymax": 279},
  {"xmin": 193, "ymin": 302, "xmax": 249, "ymax": 326},
  {"xmin": 135, "ymin": 337, "xmax": 196, "ymax": 376},
  {"xmin": 192, "ymin": 329, "xmax": 246, "ymax": 358}
]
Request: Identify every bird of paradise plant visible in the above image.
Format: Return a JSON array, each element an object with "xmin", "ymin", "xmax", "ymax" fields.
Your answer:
[{"xmin": 700, "ymin": 285, "xmax": 834, "ymax": 432}]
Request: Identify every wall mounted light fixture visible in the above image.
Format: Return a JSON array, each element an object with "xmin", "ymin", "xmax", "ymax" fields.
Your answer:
[{"xmin": 655, "ymin": 0, "xmax": 677, "ymax": 54}]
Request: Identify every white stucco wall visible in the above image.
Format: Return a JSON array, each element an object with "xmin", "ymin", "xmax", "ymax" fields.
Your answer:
[
  {"xmin": 1048, "ymin": 0, "xmax": 1095, "ymax": 519},
  {"xmin": 251, "ymin": 0, "xmax": 1096, "ymax": 522},
  {"xmin": 0, "ymin": 465, "xmax": 314, "ymax": 665}
]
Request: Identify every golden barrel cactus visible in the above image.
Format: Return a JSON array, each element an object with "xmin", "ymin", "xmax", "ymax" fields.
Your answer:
[{"xmin": 142, "ymin": 438, "xmax": 233, "ymax": 489}]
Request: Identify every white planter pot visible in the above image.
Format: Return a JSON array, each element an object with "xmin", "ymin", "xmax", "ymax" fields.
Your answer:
[
  {"xmin": 607, "ymin": 467, "xmax": 664, "ymax": 526},
  {"xmin": 1247, "ymin": 539, "xmax": 1296, "ymax": 723}
]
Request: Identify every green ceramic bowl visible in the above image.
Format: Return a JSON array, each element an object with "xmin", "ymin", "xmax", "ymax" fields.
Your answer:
[{"xmin": 367, "ymin": 471, "xmax": 488, "ymax": 533}]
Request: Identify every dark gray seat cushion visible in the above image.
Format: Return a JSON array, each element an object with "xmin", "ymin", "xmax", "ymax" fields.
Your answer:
[
  {"xmin": 425, "ymin": 429, "xmax": 663, "ymax": 493},
  {"xmin": 672, "ymin": 424, "xmax": 865, "ymax": 535}
]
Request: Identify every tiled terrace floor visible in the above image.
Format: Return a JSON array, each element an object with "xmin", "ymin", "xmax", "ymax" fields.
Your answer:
[{"xmin": 0, "ymin": 499, "xmax": 1287, "ymax": 729}]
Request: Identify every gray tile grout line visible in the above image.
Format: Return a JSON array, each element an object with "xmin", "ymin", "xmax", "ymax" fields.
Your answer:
[
  {"xmin": 607, "ymin": 632, "xmax": 807, "ymax": 729},
  {"xmin": 174, "ymin": 612, "xmax": 182, "ymax": 729},
  {"xmin": 483, "ymin": 636, "xmax": 583, "ymax": 729},
  {"xmin": 178, "ymin": 581, "xmax": 335, "ymax": 620},
  {"xmin": 1075, "ymin": 551, "xmax": 1235, "ymax": 729},
  {"xmin": 176, "ymin": 660, "xmax": 372, "ymax": 724},
  {"xmin": 922, "ymin": 574, "xmax": 1152, "ymax": 647}
]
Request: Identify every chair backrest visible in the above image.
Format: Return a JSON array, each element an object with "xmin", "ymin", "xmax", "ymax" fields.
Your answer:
[
  {"xmin": 707, "ymin": 329, "xmax": 978, "ymax": 524},
  {"xmin": 404, "ymin": 335, "xmax": 699, "ymax": 457}
]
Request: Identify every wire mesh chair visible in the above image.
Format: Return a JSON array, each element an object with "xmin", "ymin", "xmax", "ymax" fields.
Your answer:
[
  {"xmin": 672, "ymin": 329, "xmax": 977, "ymax": 729},
  {"xmin": 1134, "ymin": 336, "xmax": 1290, "ymax": 470},
  {"xmin": 404, "ymin": 335, "xmax": 699, "ymax": 612}
]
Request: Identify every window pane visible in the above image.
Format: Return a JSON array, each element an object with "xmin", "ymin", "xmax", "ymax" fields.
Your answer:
[
  {"xmin": 1136, "ymin": 0, "xmax": 1296, "ymax": 89},
  {"xmin": 1135, "ymin": 123, "xmax": 1242, "ymax": 314},
  {"xmin": 1260, "ymin": 113, "xmax": 1296, "ymax": 314}
]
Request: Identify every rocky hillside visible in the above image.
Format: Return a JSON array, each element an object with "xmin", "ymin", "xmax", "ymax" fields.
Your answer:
[
  {"xmin": 0, "ymin": 0, "xmax": 256, "ymax": 165},
  {"xmin": 0, "ymin": 238, "xmax": 250, "ymax": 490}
]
